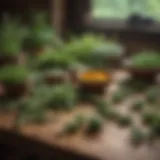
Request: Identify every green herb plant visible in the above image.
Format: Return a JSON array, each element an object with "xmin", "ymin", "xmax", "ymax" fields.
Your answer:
[
  {"xmin": 63, "ymin": 115, "xmax": 86, "ymax": 134},
  {"xmin": 130, "ymin": 127, "xmax": 147, "ymax": 146},
  {"xmin": 111, "ymin": 90, "xmax": 126, "ymax": 104},
  {"xmin": 0, "ymin": 16, "xmax": 27, "ymax": 56},
  {"xmin": 131, "ymin": 100, "xmax": 145, "ymax": 112},
  {"xmin": 0, "ymin": 65, "xmax": 29, "ymax": 84},
  {"xmin": 47, "ymin": 83, "xmax": 77, "ymax": 111},
  {"xmin": 86, "ymin": 117, "xmax": 103, "ymax": 134},
  {"xmin": 24, "ymin": 12, "xmax": 62, "ymax": 51},
  {"xmin": 36, "ymin": 50, "xmax": 73, "ymax": 70},
  {"xmin": 145, "ymin": 86, "xmax": 160, "ymax": 105},
  {"xmin": 117, "ymin": 114, "xmax": 132, "ymax": 127},
  {"xmin": 130, "ymin": 52, "xmax": 160, "ymax": 68}
]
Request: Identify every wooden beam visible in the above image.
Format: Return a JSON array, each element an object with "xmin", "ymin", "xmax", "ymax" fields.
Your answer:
[{"xmin": 52, "ymin": 0, "xmax": 66, "ymax": 36}]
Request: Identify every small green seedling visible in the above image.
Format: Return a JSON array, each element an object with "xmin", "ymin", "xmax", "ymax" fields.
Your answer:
[
  {"xmin": 111, "ymin": 91, "xmax": 124, "ymax": 104},
  {"xmin": 149, "ymin": 116, "xmax": 160, "ymax": 137},
  {"xmin": 63, "ymin": 115, "xmax": 86, "ymax": 134},
  {"xmin": 145, "ymin": 87, "xmax": 159, "ymax": 104},
  {"xmin": 106, "ymin": 109, "xmax": 120, "ymax": 121},
  {"xmin": 142, "ymin": 112, "xmax": 158, "ymax": 126},
  {"xmin": 131, "ymin": 100, "xmax": 145, "ymax": 112},
  {"xmin": 63, "ymin": 122, "xmax": 78, "ymax": 134},
  {"xmin": 117, "ymin": 115, "xmax": 132, "ymax": 127},
  {"xmin": 86, "ymin": 117, "xmax": 103, "ymax": 134},
  {"xmin": 130, "ymin": 127, "xmax": 147, "ymax": 146},
  {"xmin": 75, "ymin": 115, "xmax": 86, "ymax": 128},
  {"xmin": 94, "ymin": 99, "xmax": 110, "ymax": 118}
]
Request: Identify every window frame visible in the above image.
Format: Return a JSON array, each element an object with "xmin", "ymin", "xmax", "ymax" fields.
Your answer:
[{"xmin": 81, "ymin": 0, "xmax": 160, "ymax": 34}]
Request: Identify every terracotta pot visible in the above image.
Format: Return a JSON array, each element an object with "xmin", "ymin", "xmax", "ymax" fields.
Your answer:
[
  {"xmin": 45, "ymin": 75, "xmax": 65, "ymax": 85},
  {"xmin": 0, "ymin": 53, "xmax": 26, "ymax": 66},
  {"xmin": 79, "ymin": 82, "xmax": 108, "ymax": 95},
  {"xmin": 0, "ymin": 56, "xmax": 18, "ymax": 66},
  {"xmin": 128, "ymin": 67, "xmax": 160, "ymax": 80},
  {"xmin": 5, "ymin": 83, "xmax": 28, "ymax": 98}
]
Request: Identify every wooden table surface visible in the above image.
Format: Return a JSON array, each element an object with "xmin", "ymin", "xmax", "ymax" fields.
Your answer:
[{"xmin": 0, "ymin": 71, "xmax": 160, "ymax": 160}]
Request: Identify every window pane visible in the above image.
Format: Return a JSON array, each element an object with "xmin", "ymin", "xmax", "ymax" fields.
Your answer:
[{"xmin": 92, "ymin": 0, "xmax": 160, "ymax": 20}]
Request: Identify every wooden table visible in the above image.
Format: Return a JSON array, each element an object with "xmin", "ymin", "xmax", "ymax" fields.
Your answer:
[{"xmin": 0, "ymin": 71, "xmax": 160, "ymax": 160}]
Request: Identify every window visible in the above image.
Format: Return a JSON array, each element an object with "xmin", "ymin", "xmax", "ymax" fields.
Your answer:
[{"xmin": 92, "ymin": 0, "xmax": 160, "ymax": 21}]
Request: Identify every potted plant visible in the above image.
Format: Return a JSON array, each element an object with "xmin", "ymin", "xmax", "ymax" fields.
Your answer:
[
  {"xmin": 125, "ymin": 51, "xmax": 160, "ymax": 80},
  {"xmin": 24, "ymin": 12, "xmax": 62, "ymax": 56},
  {"xmin": 92, "ymin": 42, "xmax": 124, "ymax": 67},
  {"xmin": 0, "ymin": 65, "xmax": 29, "ymax": 97},
  {"xmin": 0, "ymin": 16, "xmax": 27, "ymax": 66},
  {"xmin": 47, "ymin": 84, "xmax": 77, "ymax": 111},
  {"xmin": 35, "ymin": 49, "xmax": 72, "ymax": 70}
]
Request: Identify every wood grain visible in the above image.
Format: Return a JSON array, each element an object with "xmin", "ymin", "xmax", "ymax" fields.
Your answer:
[{"xmin": 0, "ymin": 71, "xmax": 160, "ymax": 160}]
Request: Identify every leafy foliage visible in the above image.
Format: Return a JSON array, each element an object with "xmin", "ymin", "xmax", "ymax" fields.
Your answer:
[
  {"xmin": 145, "ymin": 86, "xmax": 160, "ymax": 104},
  {"xmin": 63, "ymin": 115, "xmax": 86, "ymax": 134},
  {"xmin": 94, "ymin": 98, "xmax": 111, "ymax": 118},
  {"xmin": 117, "ymin": 114, "xmax": 132, "ymax": 127},
  {"xmin": 0, "ymin": 16, "xmax": 27, "ymax": 56},
  {"xmin": 24, "ymin": 12, "xmax": 62, "ymax": 50},
  {"xmin": 130, "ymin": 52, "xmax": 160, "ymax": 68},
  {"xmin": 93, "ymin": 42, "xmax": 124, "ymax": 57},
  {"xmin": 0, "ymin": 65, "xmax": 29, "ymax": 84},
  {"xmin": 142, "ymin": 112, "xmax": 159, "ymax": 126},
  {"xmin": 15, "ymin": 97, "xmax": 47, "ymax": 125},
  {"xmin": 130, "ymin": 127, "xmax": 147, "ymax": 146},
  {"xmin": 47, "ymin": 83, "xmax": 77, "ymax": 110},
  {"xmin": 131, "ymin": 100, "xmax": 145, "ymax": 112},
  {"xmin": 111, "ymin": 90, "xmax": 127, "ymax": 104},
  {"xmin": 86, "ymin": 117, "xmax": 103, "ymax": 134},
  {"xmin": 35, "ymin": 50, "xmax": 73, "ymax": 70}
]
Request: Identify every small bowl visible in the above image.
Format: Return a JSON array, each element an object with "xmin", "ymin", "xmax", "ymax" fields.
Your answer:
[{"xmin": 78, "ymin": 70, "xmax": 111, "ymax": 94}]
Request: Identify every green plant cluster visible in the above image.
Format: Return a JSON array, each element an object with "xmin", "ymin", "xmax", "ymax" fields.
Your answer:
[
  {"xmin": 47, "ymin": 84, "xmax": 77, "ymax": 110},
  {"xmin": 130, "ymin": 127, "xmax": 148, "ymax": 146},
  {"xmin": 131, "ymin": 100, "xmax": 145, "ymax": 112},
  {"xmin": 0, "ymin": 65, "xmax": 29, "ymax": 84},
  {"xmin": 35, "ymin": 50, "xmax": 73, "ymax": 70},
  {"xmin": 145, "ymin": 86, "xmax": 160, "ymax": 104},
  {"xmin": 0, "ymin": 17, "xmax": 27, "ymax": 56},
  {"xmin": 15, "ymin": 96, "xmax": 47, "ymax": 125},
  {"xmin": 130, "ymin": 52, "xmax": 160, "ymax": 68},
  {"xmin": 63, "ymin": 115, "xmax": 103, "ymax": 135},
  {"xmin": 63, "ymin": 115, "xmax": 86, "ymax": 134},
  {"xmin": 24, "ymin": 12, "xmax": 62, "ymax": 51}
]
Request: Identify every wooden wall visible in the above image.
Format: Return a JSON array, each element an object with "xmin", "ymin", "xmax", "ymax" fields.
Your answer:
[{"xmin": 0, "ymin": 0, "xmax": 51, "ymax": 23}]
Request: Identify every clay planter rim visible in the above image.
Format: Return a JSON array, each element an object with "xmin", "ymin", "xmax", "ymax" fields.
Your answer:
[
  {"xmin": 0, "ymin": 53, "xmax": 26, "ymax": 66},
  {"xmin": 4, "ymin": 82, "xmax": 28, "ymax": 98},
  {"xmin": 127, "ymin": 67, "xmax": 160, "ymax": 75}
]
